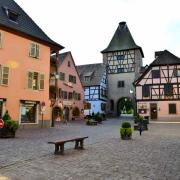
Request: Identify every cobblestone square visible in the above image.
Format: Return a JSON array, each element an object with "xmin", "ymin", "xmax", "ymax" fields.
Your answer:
[{"xmin": 0, "ymin": 118, "xmax": 180, "ymax": 180}]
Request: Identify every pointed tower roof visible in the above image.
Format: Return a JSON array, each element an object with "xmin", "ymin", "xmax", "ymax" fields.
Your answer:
[{"xmin": 101, "ymin": 22, "xmax": 144, "ymax": 57}]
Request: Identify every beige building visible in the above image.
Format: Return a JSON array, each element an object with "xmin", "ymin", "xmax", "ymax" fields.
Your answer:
[
  {"xmin": 101, "ymin": 22, "xmax": 144, "ymax": 116},
  {"xmin": 135, "ymin": 50, "xmax": 180, "ymax": 121}
]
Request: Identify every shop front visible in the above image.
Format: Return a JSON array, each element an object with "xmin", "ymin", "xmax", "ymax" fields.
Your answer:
[
  {"xmin": 0, "ymin": 98, "xmax": 6, "ymax": 117},
  {"xmin": 20, "ymin": 100, "xmax": 39, "ymax": 124}
]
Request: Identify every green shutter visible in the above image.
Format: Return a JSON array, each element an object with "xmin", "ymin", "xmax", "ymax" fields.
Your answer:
[
  {"xmin": 2, "ymin": 66, "xmax": 9, "ymax": 85},
  {"xmin": 27, "ymin": 72, "xmax": 33, "ymax": 89},
  {"xmin": 39, "ymin": 73, "xmax": 45, "ymax": 90}
]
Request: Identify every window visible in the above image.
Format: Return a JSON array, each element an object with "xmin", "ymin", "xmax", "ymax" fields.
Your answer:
[
  {"xmin": 164, "ymin": 84, "xmax": 173, "ymax": 96},
  {"xmin": 169, "ymin": 104, "xmax": 176, "ymax": 114},
  {"xmin": 78, "ymin": 93, "xmax": 81, "ymax": 100},
  {"xmin": 117, "ymin": 68, "xmax": 124, "ymax": 73},
  {"xmin": 174, "ymin": 69, "xmax": 180, "ymax": 77},
  {"xmin": 101, "ymin": 103, "xmax": 106, "ymax": 111},
  {"xmin": 118, "ymin": 81, "xmax": 125, "ymax": 88},
  {"xmin": 0, "ymin": 66, "xmax": 9, "ymax": 85},
  {"xmin": 68, "ymin": 61, "xmax": 71, "ymax": 67},
  {"xmin": 152, "ymin": 70, "xmax": 160, "ymax": 78},
  {"xmin": 27, "ymin": 72, "xmax": 45, "ymax": 90},
  {"xmin": 142, "ymin": 85, "xmax": 150, "ymax": 97},
  {"xmin": 68, "ymin": 92, "xmax": 73, "ymax": 100},
  {"xmin": 116, "ymin": 55, "xmax": 124, "ymax": 61},
  {"xmin": 62, "ymin": 91, "xmax": 67, "ymax": 99},
  {"xmin": 21, "ymin": 101, "xmax": 38, "ymax": 124},
  {"xmin": 59, "ymin": 72, "xmax": 65, "ymax": 81},
  {"xmin": 0, "ymin": 32, "xmax": 3, "ymax": 48},
  {"xmin": 84, "ymin": 76, "xmax": 91, "ymax": 82},
  {"xmin": 29, "ymin": 43, "xmax": 39, "ymax": 58},
  {"xmin": 4, "ymin": 7, "xmax": 19, "ymax": 23},
  {"xmin": 69, "ymin": 75, "xmax": 76, "ymax": 84}
]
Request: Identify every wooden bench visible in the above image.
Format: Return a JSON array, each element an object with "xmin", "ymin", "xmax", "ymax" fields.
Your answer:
[{"xmin": 48, "ymin": 136, "xmax": 88, "ymax": 155}]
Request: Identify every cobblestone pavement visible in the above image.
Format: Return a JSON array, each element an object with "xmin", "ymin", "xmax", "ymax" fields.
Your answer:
[{"xmin": 0, "ymin": 118, "xmax": 180, "ymax": 180}]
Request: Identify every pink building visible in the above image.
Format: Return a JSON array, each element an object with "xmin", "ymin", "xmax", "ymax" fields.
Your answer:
[
  {"xmin": 50, "ymin": 52, "xmax": 84, "ymax": 122},
  {"xmin": 0, "ymin": 0, "xmax": 63, "ymax": 127},
  {"xmin": 134, "ymin": 50, "xmax": 180, "ymax": 121}
]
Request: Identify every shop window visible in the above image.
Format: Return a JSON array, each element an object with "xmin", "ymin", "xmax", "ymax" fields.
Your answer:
[
  {"xmin": 29, "ymin": 43, "xmax": 39, "ymax": 58},
  {"xmin": 21, "ymin": 101, "xmax": 38, "ymax": 124},
  {"xmin": 169, "ymin": 104, "xmax": 176, "ymax": 114}
]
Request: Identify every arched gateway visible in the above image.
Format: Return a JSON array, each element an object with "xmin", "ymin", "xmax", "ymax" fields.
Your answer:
[{"xmin": 117, "ymin": 97, "xmax": 134, "ymax": 116}]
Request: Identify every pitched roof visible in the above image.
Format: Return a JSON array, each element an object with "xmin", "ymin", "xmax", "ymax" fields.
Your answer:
[
  {"xmin": 151, "ymin": 50, "xmax": 180, "ymax": 66},
  {"xmin": 134, "ymin": 50, "xmax": 180, "ymax": 85},
  {"xmin": 77, "ymin": 63, "xmax": 106, "ymax": 86},
  {"xmin": 0, "ymin": 0, "xmax": 64, "ymax": 49},
  {"xmin": 101, "ymin": 22, "xmax": 144, "ymax": 57}
]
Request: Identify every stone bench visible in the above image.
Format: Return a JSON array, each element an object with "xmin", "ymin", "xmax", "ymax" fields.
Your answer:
[{"xmin": 48, "ymin": 136, "xmax": 88, "ymax": 155}]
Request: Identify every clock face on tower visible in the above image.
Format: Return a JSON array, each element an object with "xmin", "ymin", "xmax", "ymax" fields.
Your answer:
[{"xmin": 107, "ymin": 50, "xmax": 135, "ymax": 74}]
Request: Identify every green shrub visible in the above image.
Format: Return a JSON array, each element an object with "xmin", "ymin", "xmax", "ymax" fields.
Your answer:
[
  {"xmin": 122, "ymin": 121, "xmax": 131, "ymax": 128},
  {"xmin": 4, "ymin": 120, "xmax": 19, "ymax": 132},
  {"xmin": 86, "ymin": 119, "xmax": 93, "ymax": 125},
  {"xmin": 120, "ymin": 128, "xmax": 132, "ymax": 139},
  {"xmin": 94, "ymin": 112, "xmax": 103, "ymax": 123}
]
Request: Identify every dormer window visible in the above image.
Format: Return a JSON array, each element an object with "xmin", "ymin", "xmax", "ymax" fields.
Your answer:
[
  {"xmin": 3, "ymin": 7, "xmax": 19, "ymax": 23},
  {"xmin": 83, "ymin": 71, "xmax": 93, "ymax": 82}
]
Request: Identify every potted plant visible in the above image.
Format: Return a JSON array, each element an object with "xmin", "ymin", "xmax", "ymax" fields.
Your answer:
[
  {"xmin": 0, "ymin": 111, "xmax": 19, "ymax": 138},
  {"xmin": 120, "ymin": 122, "xmax": 133, "ymax": 140}
]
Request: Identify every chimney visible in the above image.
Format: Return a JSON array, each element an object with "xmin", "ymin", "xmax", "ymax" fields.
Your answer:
[
  {"xmin": 119, "ymin": 21, "xmax": 126, "ymax": 30},
  {"xmin": 155, "ymin": 51, "xmax": 163, "ymax": 58}
]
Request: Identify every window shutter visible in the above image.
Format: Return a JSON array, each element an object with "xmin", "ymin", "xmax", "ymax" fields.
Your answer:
[
  {"xmin": 29, "ymin": 43, "xmax": 36, "ymax": 57},
  {"xmin": 27, "ymin": 72, "xmax": 33, "ymax": 89},
  {"xmin": 39, "ymin": 73, "xmax": 45, "ymax": 90},
  {"xmin": 2, "ymin": 66, "xmax": 9, "ymax": 85},
  {"xmin": 36, "ymin": 44, "xmax": 40, "ymax": 58},
  {"xmin": 142, "ymin": 85, "xmax": 150, "ymax": 97}
]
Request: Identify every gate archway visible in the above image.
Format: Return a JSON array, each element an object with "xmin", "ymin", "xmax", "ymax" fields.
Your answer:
[{"xmin": 117, "ymin": 97, "xmax": 134, "ymax": 116}]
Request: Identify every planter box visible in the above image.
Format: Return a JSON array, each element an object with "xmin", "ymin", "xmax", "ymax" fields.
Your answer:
[{"xmin": 0, "ymin": 128, "xmax": 16, "ymax": 138}]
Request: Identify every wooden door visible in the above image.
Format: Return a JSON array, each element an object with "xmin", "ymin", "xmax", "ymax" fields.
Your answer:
[{"xmin": 150, "ymin": 103, "xmax": 157, "ymax": 119}]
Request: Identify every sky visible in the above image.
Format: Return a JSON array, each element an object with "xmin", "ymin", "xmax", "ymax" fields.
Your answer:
[{"xmin": 15, "ymin": 0, "xmax": 180, "ymax": 66}]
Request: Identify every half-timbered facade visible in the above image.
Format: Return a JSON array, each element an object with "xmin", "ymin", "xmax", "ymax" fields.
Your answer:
[
  {"xmin": 101, "ymin": 21, "xmax": 144, "ymax": 116},
  {"xmin": 135, "ymin": 50, "xmax": 180, "ymax": 121},
  {"xmin": 50, "ymin": 52, "xmax": 84, "ymax": 121},
  {"xmin": 0, "ymin": 0, "xmax": 63, "ymax": 127},
  {"xmin": 77, "ymin": 63, "xmax": 107, "ymax": 115}
]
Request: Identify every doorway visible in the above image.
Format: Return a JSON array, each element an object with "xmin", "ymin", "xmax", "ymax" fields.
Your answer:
[{"xmin": 150, "ymin": 103, "xmax": 157, "ymax": 119}]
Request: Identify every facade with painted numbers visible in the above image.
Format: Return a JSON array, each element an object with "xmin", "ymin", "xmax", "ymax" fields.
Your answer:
[
  {"xmin": 0, "ymin": 0, "xmax": 63, "ymax": 127},
  {"xmin": 134, "ymin": 50, "xmax": 180, "ymax": 121},
  {"xmin": 50, "ymin": 52, "xmax": 84, "ymax": 121},
  {"xmin": 77, "ymin": 63, "xmax": 108, "ymax": 115},
  {"xmin": 101, "ymin": 22, "xmax": 144, "ymax": 116}
]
